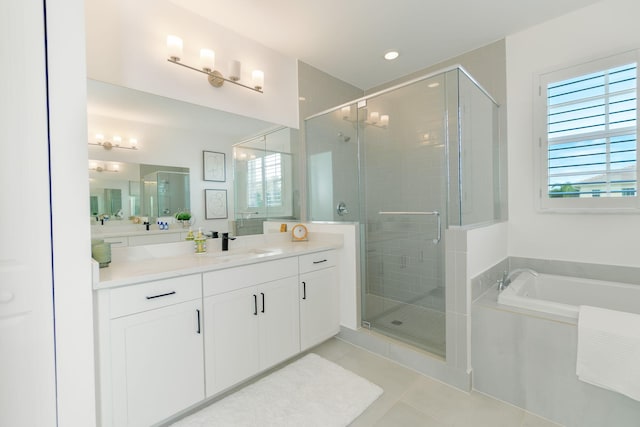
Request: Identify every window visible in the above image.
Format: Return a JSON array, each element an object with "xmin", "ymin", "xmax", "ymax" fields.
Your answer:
[
  {"xmin": 537, "ymin": 51, "xmax": 639, "ymax": 210},
  {"xmin": 247, "ymin": 153, "xmax": 283, "ymax": 209}
]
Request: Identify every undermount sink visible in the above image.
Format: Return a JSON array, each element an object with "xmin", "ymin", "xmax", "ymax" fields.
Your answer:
[{"xmin": 200, "ymin": 247, "xmax": 279, "ymax": 261}]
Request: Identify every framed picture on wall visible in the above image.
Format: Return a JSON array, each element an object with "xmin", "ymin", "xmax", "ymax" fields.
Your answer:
[
  {"xmin": 205, "ymin": 189, "xmax": 228, "ymax": 219},
  {"xmin": 203, "ymin": 151, "xmax": 226, "ymax": 182}
]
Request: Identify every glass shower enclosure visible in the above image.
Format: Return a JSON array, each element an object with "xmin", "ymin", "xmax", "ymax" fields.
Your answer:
[{"xmin": 305, "ymin": 67, "xmax": 501, "ymax": 358}]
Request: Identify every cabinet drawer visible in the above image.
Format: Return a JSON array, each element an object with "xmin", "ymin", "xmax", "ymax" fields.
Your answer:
[
  {"xmin": 109, "ymin": 274, "xmax": 201, "ymax": 318},
  {"xmin": 203, "ymin": 257, "xmax": 298, "ymax": 297},
  {"xmin": 298, "ymin": 250, "xmax": 337, "ymax": 274}
]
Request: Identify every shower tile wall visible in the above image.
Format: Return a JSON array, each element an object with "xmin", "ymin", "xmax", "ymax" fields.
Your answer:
[{"xmin": 366, "ymin": 216, "xmax": 443, "ymax": 311}]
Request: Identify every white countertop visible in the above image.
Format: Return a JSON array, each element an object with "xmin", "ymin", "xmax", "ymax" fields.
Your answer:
[
  {"xmin": 93, "ymin": 233, "xmax": 342, "ymax": 290},
  {"xmin": 92, "ymin": 227, "xmax": 186, "ymax": 239}
]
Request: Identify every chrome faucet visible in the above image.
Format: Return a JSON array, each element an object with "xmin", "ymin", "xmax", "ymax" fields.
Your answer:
[{"xmin": 498, "ymin": 268, "xmax": 539, "ymax": 291}]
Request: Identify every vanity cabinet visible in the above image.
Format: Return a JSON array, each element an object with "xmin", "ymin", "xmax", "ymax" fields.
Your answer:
[
  {"xmin": 96, "ymin": 249, "xmax": 340, "ymax": 426},
  {"xmin": 299, "ymin": 251, "xmax": 340, "ymax": 351},
  {"xmin": 202, "ymin": 258, "xmax": 300, "ymax": 396},
  {"xmin": 98, "ymin": 274, "xmax": 204, "ymax": 427}
]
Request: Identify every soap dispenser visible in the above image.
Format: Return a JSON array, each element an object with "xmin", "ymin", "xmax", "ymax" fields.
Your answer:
[
  {"xmin": 185, "ymin": 228, "xmax": 194, "ymax": 241},
  {"xmin": 194, "ymin": 227, "xmax": 206, "ymax": 253}
]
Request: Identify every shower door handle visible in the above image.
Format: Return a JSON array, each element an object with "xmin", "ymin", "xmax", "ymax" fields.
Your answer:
[{"xmin": 433, "ymin": 211, "xmax": 441, "ymax": 244}]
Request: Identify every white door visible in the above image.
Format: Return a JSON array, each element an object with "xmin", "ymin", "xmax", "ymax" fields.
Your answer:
[
  {"xmin": 300, "ymin": 267, "xmax": 340, "ymax": 351},
  {"xmin": 110, "ymin": 299, "xmax": 205, "ymax": 427},
  {"xmin": 0, "ymin": 1, "xmax": 57, "ymax": 426},
  {"xmin": 204, "ymin": 287, "xmax": 260, "ymax": 396},
  {"xmin": 258, "ymin": 276, "xmax": 300, "ymax": 369}
]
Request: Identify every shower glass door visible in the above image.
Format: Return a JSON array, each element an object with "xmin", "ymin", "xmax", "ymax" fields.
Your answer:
[
  {"xmin": 360, "ymin": 74, "xmax": 447, "ymax": 357},
  {"xmin": 305, "ymin": 73, "xmax": 449, "ymax": 358}
]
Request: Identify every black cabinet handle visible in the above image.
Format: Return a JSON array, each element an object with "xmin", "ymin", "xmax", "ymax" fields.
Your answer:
[
  {"xmin": 302, "ymin": 282, "xmax": 306, "ymax": 300},
  {"xmin": 253, "ymin": 294, "xmax": 258, "ymax": 315},
  {"xmin": 261, "ymin": 292, "xmax": 265, "ymax": 313},
  {"xmin": 313, "ymin": 259, "xmax": 328, "ymax": 264},
  {"xmin": 196, "ymin": 309, "xmax": 201, "ymax": 334},
  {"xmin": 145, "ymin": 291, "xmax": 176, "ymax": 300}
]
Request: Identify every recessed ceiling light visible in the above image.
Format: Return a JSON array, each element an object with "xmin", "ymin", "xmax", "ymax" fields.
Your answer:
[
  {"xmin": 428, "ymin": 82, "xmax": 440, "ymax": 88},
  {"xmin": 384, "ymin": 51, "xmax": 399, "ymax": 61},
  {"xmin": 299, "ymin": 96, "xmax": 306, "ymax": 101}
]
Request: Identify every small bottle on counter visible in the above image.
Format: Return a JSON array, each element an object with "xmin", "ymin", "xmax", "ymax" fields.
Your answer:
[
  {"xmin": 194, "ymin": 227, "xmax": 206, "ymax": 253},
  {"xmin": 185, "ymin": 228, "xmax": 194, "ymax": 241}
]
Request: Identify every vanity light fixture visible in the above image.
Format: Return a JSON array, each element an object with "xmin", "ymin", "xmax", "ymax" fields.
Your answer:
[
  {"xmin": 89, "ymin": 162, "xmax": 120, "ymax": 173},
  {"xmin": 364, "ymin": 111, "xmax": 390, "ymax": 128},
  {"xmin": 166, "ymin": 35, "xmax": 264, "ymax": 93},
  {"xmin": 89, "ymin": 134, "xmax": 139, "ymax": 150},
  {"xmin": 341, "ymin": 106, "xmax": 389, "ymax": 128}
]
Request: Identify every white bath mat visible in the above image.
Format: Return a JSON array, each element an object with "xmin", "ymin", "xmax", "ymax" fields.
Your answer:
[{"xmin": 171, "ymin": 353, "xmax": 383, "ymax": 427}]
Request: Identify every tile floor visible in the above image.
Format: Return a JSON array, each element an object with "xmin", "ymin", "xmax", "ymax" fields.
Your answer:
[{"xmin": 309, "ymin": 337, "xmax": 562, "ymax": 427}]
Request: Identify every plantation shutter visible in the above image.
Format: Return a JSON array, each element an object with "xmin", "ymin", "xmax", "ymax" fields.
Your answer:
[
  {"xmin": 247, "ymin": 153, "xmax": 282, "ymax": 208},
  {"xmin": 546, "ymin": 62, "xmax": 637, "ymax": 198}
]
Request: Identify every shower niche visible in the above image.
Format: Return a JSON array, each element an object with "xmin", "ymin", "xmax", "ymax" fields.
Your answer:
[{"xmin": 306, "ymin": 67, "xmax": 502, "ymax": 358}]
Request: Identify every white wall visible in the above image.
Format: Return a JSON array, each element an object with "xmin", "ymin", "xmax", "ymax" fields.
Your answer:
[
  {"xmin": 506, "ymin": 0, "xmax": 640, "ymax": 267},
  {"xmin": 85, "ymin": 0, "xmax": 299, "ymax": 129}
]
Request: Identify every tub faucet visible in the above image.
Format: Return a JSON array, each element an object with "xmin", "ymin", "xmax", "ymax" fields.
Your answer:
[{"xmin": 498, "ymin": 268, "xmax": 539, "ymax": 291}]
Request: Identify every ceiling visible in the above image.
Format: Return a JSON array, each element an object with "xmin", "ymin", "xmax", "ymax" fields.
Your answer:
[{"xmin": 170, "ymin": 0, "xmax": 602, "ymax": 90}]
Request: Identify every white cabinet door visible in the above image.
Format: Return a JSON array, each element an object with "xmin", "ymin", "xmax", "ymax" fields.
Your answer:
[
  {"xmin": 204, "ymin": 276, "xmax": 300, "ymax": 396},
  {"xmin": 300, "ymin": 267, "xmax": 340, "ymax": 351},
  {"xmin": 258, "ymin": 276, "xmax": 300, "ymax": 370},
  {"xmin": 204, "ymin": 286, "xmax": 260, "ymax": 397},
  {"xmin": 111, "ymin": 299, "xmax": 204, "ymax": 427}
]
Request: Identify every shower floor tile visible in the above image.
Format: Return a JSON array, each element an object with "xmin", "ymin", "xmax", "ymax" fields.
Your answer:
[{"xmin": 366, "ymin": 294, "xmax": 446, "ymax": 357}]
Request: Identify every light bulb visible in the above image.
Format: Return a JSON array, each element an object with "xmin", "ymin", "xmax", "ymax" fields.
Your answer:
[
  {"xmin": 252, "ymin": 70, "xmax": 264, "ymax": 90},
  {"xmin": 167, "ymin": 35, "xmax": 183, "ymax": 61},
  {"xmin": 129, "ymin": 138, "xmax": 138, "ymax": 148},
  {"xmin": 113, "ymin": 135, "xmax": 122, "ymax": 146},
  {"xmin": 229, "ymin": 60, "xmax": 241, "ymax": 81},
  {"xmin": 200, "ymin": 49, "xmax": 215, "ymax": 72},
  {"xmin": 95, "ymin": 133, "xmax": 104, "ymax": 144}
]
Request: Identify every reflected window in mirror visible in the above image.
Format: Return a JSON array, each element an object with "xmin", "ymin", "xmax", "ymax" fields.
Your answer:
[{"xmin": 233, "ymin": 127, "xmax": 295, "ymax": 235}]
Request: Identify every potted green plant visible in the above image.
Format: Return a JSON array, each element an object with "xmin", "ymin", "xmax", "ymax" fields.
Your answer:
[{"xmin": 175, "ymin": 211, "xmax": 192, "ymax": 227}]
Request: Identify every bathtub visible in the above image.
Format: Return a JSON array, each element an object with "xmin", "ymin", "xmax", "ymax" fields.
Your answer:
[{"xmin": 497, "ymin": 271, "xmax": 640, "ymax": 319}]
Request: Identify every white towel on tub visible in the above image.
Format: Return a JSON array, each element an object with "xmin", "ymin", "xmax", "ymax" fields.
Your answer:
[{"xmin": 577, "ymin": 305, "xmax": 640, "ymax": 402}]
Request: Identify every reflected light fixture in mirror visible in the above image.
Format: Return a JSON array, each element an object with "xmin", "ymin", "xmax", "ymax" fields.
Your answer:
[
  {"xmin": 89, "ymin": 161, "xmax": 120, "ymax": 173},
  {"xmin": 166, "ymin": 35, "xmax": 264, "ymax": 93},
  {"xmin": 89, "ymin": 133, "xmax": 138, "ymax": 150}
]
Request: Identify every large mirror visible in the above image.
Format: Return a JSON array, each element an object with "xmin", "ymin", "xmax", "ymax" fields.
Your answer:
[
  {"xmin": 233, "ymin": 127, "xmax": 296, "ymax": 235},
  {"xmin": 89, "ymin": 161, "xmax": 189, "ymax": 220},
  {"xmin": 87, "ymin": 79, "xmax": 300, "ymax": 234}
]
